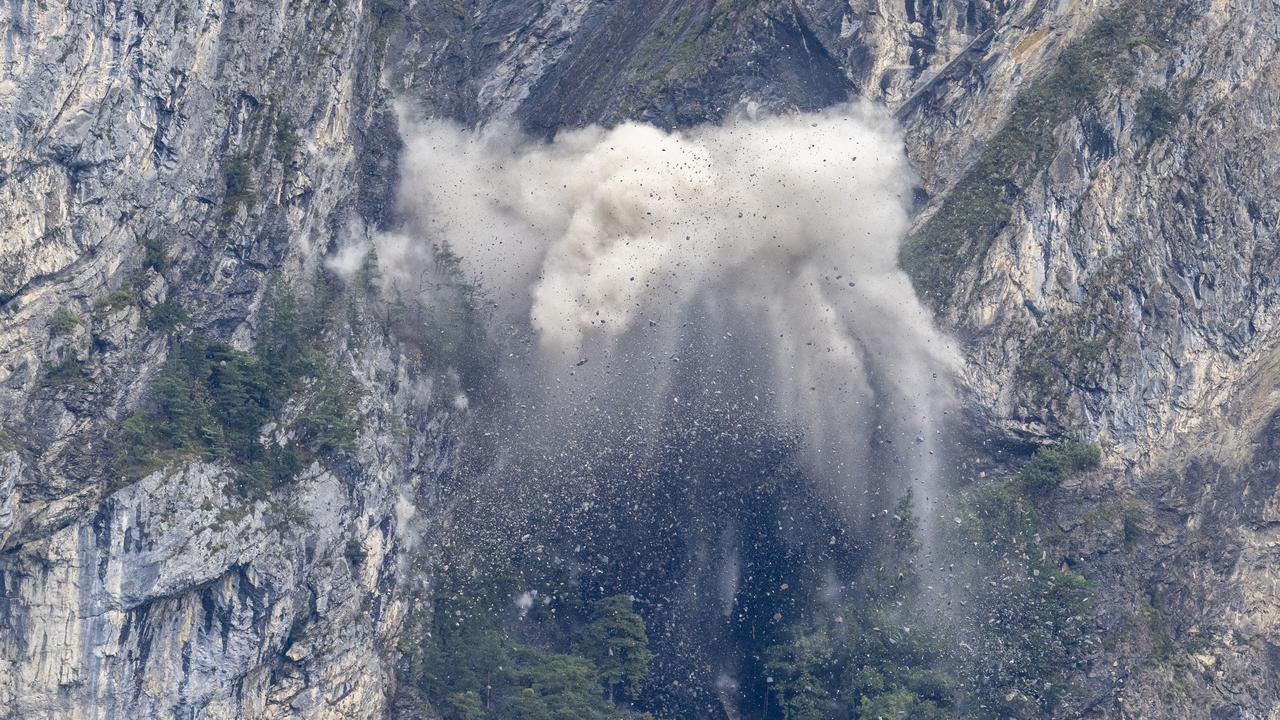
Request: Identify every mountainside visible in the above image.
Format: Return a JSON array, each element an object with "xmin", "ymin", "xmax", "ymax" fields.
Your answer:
[{"xmin": 1, "ymin": 1, "xmax": 1276, "ymax": 718}]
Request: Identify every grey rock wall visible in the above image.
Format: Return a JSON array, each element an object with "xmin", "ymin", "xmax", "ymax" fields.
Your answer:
[{"xmin": 0, "ymin": 1, "xmax": 445, "ymax": 717}]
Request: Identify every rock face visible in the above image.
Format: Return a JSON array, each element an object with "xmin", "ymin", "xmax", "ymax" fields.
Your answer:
[
  {"xmin": 1, "ymin": 0, "xmax": 1277, "ymax": 717},
  {"xmin": 0, "ymin": 1, "xmax": 447, "ymax": 717}
]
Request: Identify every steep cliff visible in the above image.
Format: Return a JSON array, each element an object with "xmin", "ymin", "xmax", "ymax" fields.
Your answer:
[
  {"xmin": 0, "ymin": 1, "xmax": 455, "ymax": 717},
  {"xmin": 909, "ymin": 2, "xmax": 1280, "ymax": 715},
  {"xmin": 1, "ymin": 0, "xmax": 1276, "ymax": 718}
]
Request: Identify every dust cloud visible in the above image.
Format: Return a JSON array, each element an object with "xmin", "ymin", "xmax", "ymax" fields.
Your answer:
[{"xmin": 351, "ymin": 102, "xmax": 958, "ymax": 519}]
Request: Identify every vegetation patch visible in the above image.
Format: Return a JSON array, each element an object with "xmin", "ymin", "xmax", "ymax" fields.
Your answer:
[
  {"xmin": 758, "ymin": 495, "xmax": 970, "ymax": 719},
  {"xmin": 273, "ymin": 115, "xmax": 301, "ymax": 184},
  {"xmin": 1005, "ymin": 251, "xmax": 1135, "ymax": 427},
  {"xmin": 380, "ymin": 244, "xmax": 498, "ymax": 395},
  {"xmin": 141, "ymin": 236, "xmax": 171, "ymax": 274},
  {"xmin": 1019, "ymin": 439, "xmax": 1102, "ymax": 494},
  {"xmin": 616, "ymin": 0, "xmax": 767, "ymax": 119},
  {"xmin": 91, "ymin": 237, "xmax": 171, "ymax": 319},
  {"xmin": 94, "ymin": 276, "xmax": 143, "ymax": 314},
  {"xmin": 403, "ymin": 468, "xmax": 1100, "ymax": 720},
  {"xmin": 47, "ymin": 307, "xmax": 81, "ymax": 336},
  {"xmin": 1122, "ymin": 502, "xmax": 1147, "ymax": 546},
  {"xmin": 39, "ymin": 355, "xmax": 91, "ymax": 391},
  {"xmin": 344, "ymin": 537, "xmax": 367, "ymax": 567},
  {"xmin": 111, "ymin": 277, "xmax": 356, "ymax": 495},
  {"xmin": 398, "ymin": 555, "xmax": 653, "ymax": 720},
  {"xmin": 949, "ymin": 481, "xmax": 1095, "ymax": 715},
  {"xmin": 222, "ymin": 154, "xmax": 257, "ymax": 213},
  {"xmin": 1134, "ymin": 87, "xmax": 1180, "ymax": 144},
  {"xmin": 752, "ymin": 481, "xmax": 1098, "ymax": 719},
  {"xmin": 147, "ymin": 300, "xmax": 187, "ymax": 333}
]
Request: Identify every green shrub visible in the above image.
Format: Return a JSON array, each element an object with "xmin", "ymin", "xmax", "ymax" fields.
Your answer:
[
  {"xmin": 405, "ymin": 579, "xmax": 627, "ymax": 720},
  {"xmin": 1135, "ymin": 87, "xmax": 1179, "ymax": 142},
  {"xmin": 48, "ymin": 307, "xmax": 80, "ymax": 336},
  {"xmin": 1019, "ymin": 440, "xmax": 1102, "ymax": 493},
  {"xmin": 763, "ymin": 629, "xmax": 840, "ymax": 720},
  {"xmin": 752, "ymin": 489, "xmax": 1086, "ymax": 720},
  {"xmin": 147, "ymin": 300, "xmax": 187, "ymax": 332},
  {"xmin": 384, "ymin": 244, "xmax": 498, "ymax": 393},
  {"xmin": 222, "ymin": 155, "xmax": 256, "ymax": 212},
  {"xmin": 273, "ymin": 116, "xmax": 301, "ymax": 183},
  {"xmin": 296, "ymin": 375, "xmax": 358, "ymax": 456},
  {"xmin": 141, "ymin": 236, "xmax": 170, "ymax": 273},
  {"xmin": 40, "ymin": 356, "xmax": 89, "ymax": 389},
  {"xmin": 442, "ymin": 691, "xmax": 485, "ymax": 720},
  {"xmin": 1122, "ymin": 503, "xmax": 1147, "ymax": 546},
  {"xmin": 94, "ymin": 276, "xmax": 142, "ymax": 313},
  {"xmin": 344, "ymin": 538, "xmax": 367, "ymax": 567}
]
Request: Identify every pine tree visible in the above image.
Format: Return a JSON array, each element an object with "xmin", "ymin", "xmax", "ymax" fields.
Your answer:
[
  {"xmin": 583, "ymin": 595, "xmax": 653, "ymax": 702},
  {"xmin": 443, "ymin": 690, "xmax": 485, "ymax": 720},
  {"xmin": 763, "ymin": 630, "xmax": 837, "ymax": 720}
]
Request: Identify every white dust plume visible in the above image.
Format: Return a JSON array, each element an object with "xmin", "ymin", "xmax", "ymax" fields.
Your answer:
[{"xmin": 374, "ymin": 102, "xmax": 959, "ymax": 515}]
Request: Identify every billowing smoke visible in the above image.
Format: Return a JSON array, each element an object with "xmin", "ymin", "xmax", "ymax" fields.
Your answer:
[{"xmin": 383, "ymin": 102, "xmax": 957, "ymax": 515}]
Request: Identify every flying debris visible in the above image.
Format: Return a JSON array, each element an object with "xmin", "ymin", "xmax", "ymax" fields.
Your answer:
[{"xmin": 380, "ymin": 102, "xmax": 969, "ymax": 720}]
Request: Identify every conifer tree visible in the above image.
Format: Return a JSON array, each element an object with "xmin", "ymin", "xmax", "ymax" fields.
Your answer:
[{"xmin": 583, "ymin": 595, "xmax": 653, "ymax": 702}]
